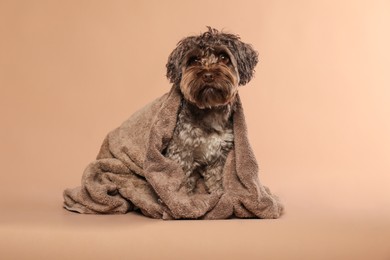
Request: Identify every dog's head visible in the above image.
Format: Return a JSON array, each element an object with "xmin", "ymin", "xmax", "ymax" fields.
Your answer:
[{"xmin": 166, "ymin": 27, "xmax": 258, "ymax": 109}]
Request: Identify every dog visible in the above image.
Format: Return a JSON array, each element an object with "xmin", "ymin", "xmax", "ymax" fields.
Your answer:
[{"xmin": 164, "ymin": 27, "xmax": 258, "ymax": 194}]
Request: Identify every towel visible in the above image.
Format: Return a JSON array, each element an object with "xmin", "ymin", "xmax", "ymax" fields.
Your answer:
[{"xmin": 63, "ymin": 85, "xmax": 283, "ymax": 219}]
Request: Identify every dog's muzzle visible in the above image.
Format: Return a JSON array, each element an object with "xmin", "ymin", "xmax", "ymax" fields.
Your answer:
[{"xmin": 180, "ymin": 62, "xmax": 239, "ymax": 109}]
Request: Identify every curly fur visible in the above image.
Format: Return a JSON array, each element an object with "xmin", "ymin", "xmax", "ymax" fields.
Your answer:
[
  {"xmin": 164, "ymin": 27, "xmax": 258, "ymax": 194},
  {"xmin": 166, "ymin": 27, "xmax": 259, "ymax": 86},
  {"xmin": 164, "ymin": 101, "xmax": 235, "ymax": 193}
]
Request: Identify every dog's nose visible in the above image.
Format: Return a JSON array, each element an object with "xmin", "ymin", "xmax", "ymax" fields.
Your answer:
[{"xmin": 203, "ymin": 72, "xmax": 214, "ymax": 82}]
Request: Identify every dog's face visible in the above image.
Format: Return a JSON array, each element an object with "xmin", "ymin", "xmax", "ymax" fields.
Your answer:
[
  {"xmin": 179, "ymin": 46, "xmax": 239, "ymax": 109},
  {"xmin": 166, "ymin": 27, "xmax": 258, "ymax": 109}
]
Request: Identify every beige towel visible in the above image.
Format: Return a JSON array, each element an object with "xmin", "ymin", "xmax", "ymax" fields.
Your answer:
[{"xmin": 63, "ymin": 86, "xmax": 283, "ymax": 219}]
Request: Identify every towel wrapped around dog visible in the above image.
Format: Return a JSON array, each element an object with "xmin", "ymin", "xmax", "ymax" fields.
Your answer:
[{"xmin": 63, "ymin": 85, "xmax": 283, "ymax": 219}]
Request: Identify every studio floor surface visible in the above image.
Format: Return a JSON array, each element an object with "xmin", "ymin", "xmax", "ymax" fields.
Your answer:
[{"xmin": 1, "ymin": 189, "xmax": 389, "ymax": 260}]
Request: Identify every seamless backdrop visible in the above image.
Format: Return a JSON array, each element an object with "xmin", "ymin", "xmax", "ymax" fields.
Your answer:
[{"xmin": 0, "ymin": 0, "xmax": 389, "ymax": 259}]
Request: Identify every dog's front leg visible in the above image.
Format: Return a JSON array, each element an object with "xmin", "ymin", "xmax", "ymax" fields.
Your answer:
[{"xmin": 202, "ymin": 163, "xmax": 224, "ymax": 193}]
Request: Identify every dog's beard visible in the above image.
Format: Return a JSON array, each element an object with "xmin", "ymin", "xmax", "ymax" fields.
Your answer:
[{"xmin": 180, "ymin": 66, "xmax": 238, "ymax": 109}]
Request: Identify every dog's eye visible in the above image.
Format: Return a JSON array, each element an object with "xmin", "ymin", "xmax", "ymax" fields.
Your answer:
[
  {"xmin": 218, "ymin": 53, "xmax": 230, "ymax": 65},
  {"xmin": 187, "ymin": 56, "xmax": 201, "ymax": 66}
]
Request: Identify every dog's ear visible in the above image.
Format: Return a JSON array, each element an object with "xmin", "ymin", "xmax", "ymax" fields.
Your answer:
[
  {"xmin": 236, "ymin": 42, "xmax": 258, "ymax": 86},
  {"xmin": 166, "ymin": 44, "xmax": 181, "ymax": 85},
  {"xmin": 227, "ymin": 37, "xmax": 259, "ymax": 86},
  {"xmin": 217, "ymin": 31, "xmax": 258, "ymax": 86},
  {"xmin": 166, "ymin": 37, "xmax": 194, "ymax": 86}
]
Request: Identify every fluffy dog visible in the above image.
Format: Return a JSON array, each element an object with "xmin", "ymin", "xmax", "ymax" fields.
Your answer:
[{"xmin": 164, "ymin": 27, "xmax": 258, "ymax": 194}]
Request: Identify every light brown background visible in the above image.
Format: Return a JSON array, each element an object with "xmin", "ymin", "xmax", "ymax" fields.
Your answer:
[{"xmin": 1, "ymin": 0, "xmax": 389, "ymax": 259}]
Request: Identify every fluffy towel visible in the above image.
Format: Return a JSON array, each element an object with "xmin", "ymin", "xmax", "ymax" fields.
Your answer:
[{"xmin": 63, "ymin": 86, "xmax": 283, "ymax": 219}]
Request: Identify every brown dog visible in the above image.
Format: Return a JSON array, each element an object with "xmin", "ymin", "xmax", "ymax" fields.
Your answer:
[{"xmin": 164, "ymin": 27, "xmax": 258, "ymax": 194}]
